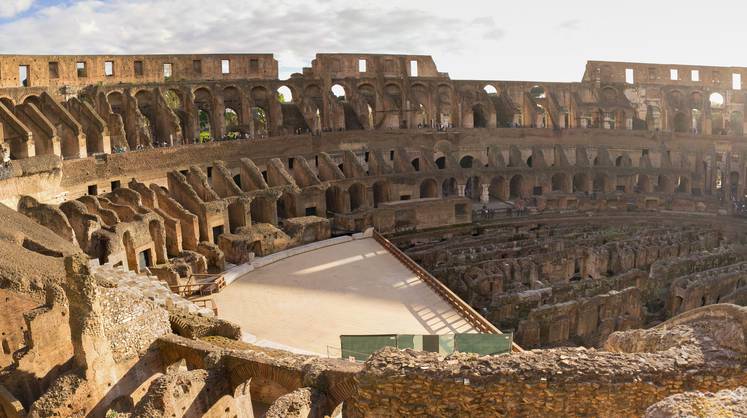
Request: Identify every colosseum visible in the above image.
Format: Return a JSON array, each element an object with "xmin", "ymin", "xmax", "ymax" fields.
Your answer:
[{"xmin": 0, "ymin": 52, "xmax": 746, "ymax": 417}]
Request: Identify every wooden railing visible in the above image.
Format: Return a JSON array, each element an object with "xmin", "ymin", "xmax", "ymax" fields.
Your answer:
[
  {"xmin": 373, "ymin": 230, "xmax": 522, "ymax": 352},
  {"xmin": 166, "ymin": 273, "xmax": 225, "ymax": 298},
  {"xmin": 191, "ymin": 297, "xmax": 219, "ymax": 315}
]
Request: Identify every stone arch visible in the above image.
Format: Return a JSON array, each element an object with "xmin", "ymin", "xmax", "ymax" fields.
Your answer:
[
  {"xmin": 465, "ymin": 176, "xmax": 481, "ymax": 201},
  {"xmin": 357, "ymin": 83, "xmax": 377, "ymax": 129},
  {"xmin": 330, "ymin": 83, "xmax": 362, "ymax": 130},
  {"xmin": 21, "ymin": 94, "xmax": 40, "ymax": 107},
  {"xmin": 251, "ymin": 86, "xmax": 271, "ymax": 135},
  {"xmin": 325, "ymin": 185, "xmax": 346, "ymax": 215},
  {"xmin": 0, "ymin": 96, "xmax": 15, "ymax": 108},
  {"xmin": 303, "ymin": 84, "xmax": 324, "ymax": 132},
  {"xmin": 676, "ymin": 176, "xmax": 691, "ymax": 193},
  {"xmin": 250, "ymin": 196, "xmax": 276, "ymax": 225},
  {"xmin": 410, "ymin": 83, "xmax": 430, "ymax": 128},
  {"xmin": 573, "ymin": 173, "xmax": 589, "ymax": 193},
  {"xmin": 193, "ymin": 87, "xmax": 214, "ymax": 140},
  {"xmin": 277, "ymin": 85, "xmax": 294, "ymax": 103},
  {"xmin": 459, "ymin": 155, "xmax": 475, "ymax": 169},
  {"xmin": 348, "ymin": 182, "xmax": 367, "ymax": 211},
  {"xmin": 436, "ymin": 83, "xmax": 453, "ymax": 126},
  {"xmin": 419, "ymin": 178, "xmax": 439, "ymax": 198},
  {"xmin": 165, "ymin": 89, "xmax": 190, "ymax": 143},
  {"xmin": 435, "ymin": 156, "xmax": 446, "ymax": 169},
  {"xmin": 382, "ymin": 83, "xmax": 403, "ymax": 128},
  {"xmin": 551, "ymin": 173, "xmax": 570, "ymax": 192},
  {"xmin": 372, "ymin": 180, "xmax": 391, "ymax": 207},
  {"xmin": 489, "ymin": 176, "xmax": 508, "ymax": 200},
  {"xmin": 529, "ymin": 85, "xmax": 546, "ymax": 99},
  {"xmin": 472, "ymin": 103, "xmax": 488, "ymax": 128},
  {"xmin": 657, "ymin": 175, "xmax": 673, "ymax": 193},
  {"xmin": 223, "ymin": 86, "xmax": 244, "ymax": 135},
  {"xmin": 442, "ymin": 177, "xmax": 457, "ymax": 197},
  {"xmin": 134, "ymin": 89, "xmax": 158, "ymax": 143},
  {"xmin": 509, "ymin": 175, "xmax": 524, "ymax": 199},
  {"xmin": 276, "ymin": 193, "xmax": 296, "ymax": 220},
  {"xmin": 730, "ymin": 111, "xmax": 744, "ymax": 136},
  {"xmin": 673, "ymin": 112, "xmax": 689, "ymax": 133},
  {"xmin": 593, "ymin": 173, "xmax": 610, "ymax": 193},
  {"xmin": 637, "ymin": 174, "xmax": 653, "ymax": 193},
  {"xmin": 615, "ymin": 155, "xmax": 632, "ymax": 167},
  {"xmin": 730, "ymin": 171, "xmax": 740, "ymax": 196},
  {"xmin": 411, "ymin": 158, "xmax": 420, "ymax": 171},
  {"xmin": 710, "ymin": 92, "xmax": 725, "ymax": 134},
  {"xmin": 331, "ymin": 83, "xmax": 347, "ymax": 99}
]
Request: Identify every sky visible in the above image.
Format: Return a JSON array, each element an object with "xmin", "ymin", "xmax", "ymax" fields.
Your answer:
[{"xmin": 0, "ymin": 0, "xmax": 742, "ymax": 82}]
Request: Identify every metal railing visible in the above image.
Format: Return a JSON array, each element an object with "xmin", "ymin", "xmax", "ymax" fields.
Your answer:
[{"xmin": 372, "ymin": 230, "xmax": 522, "ymax": 352}]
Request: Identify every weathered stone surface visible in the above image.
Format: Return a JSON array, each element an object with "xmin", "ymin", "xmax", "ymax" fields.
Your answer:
[{"xmin": 645, "ymin": 387, "xmax": 747, "ymax": 418}]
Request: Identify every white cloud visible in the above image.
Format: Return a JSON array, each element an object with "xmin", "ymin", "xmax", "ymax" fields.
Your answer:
[
  {"xmin": 0, "ymin": 0, "xmax": 506, "ymax": 78},
  {"xmin": 0, "ymin": 0, "xmax": 33, "ymax": 18}
]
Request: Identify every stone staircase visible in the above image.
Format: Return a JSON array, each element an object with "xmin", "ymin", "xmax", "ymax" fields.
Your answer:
[{"xmin": 91, "ymin": 264, "xmax": 215, "ymax": 317}]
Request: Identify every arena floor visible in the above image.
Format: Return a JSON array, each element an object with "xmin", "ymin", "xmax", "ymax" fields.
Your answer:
[{"xmin": 214, "ymin": 238, "xmax": 476, "ymax": 356}]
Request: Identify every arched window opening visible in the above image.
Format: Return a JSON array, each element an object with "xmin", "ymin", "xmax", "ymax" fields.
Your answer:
[
  {"xmin": 419, "ymin": 179, "xmax": 438, "ymax": 198},
  {"xmin": 710, "ymin": 92, "xmax": 724, "ymax": 109},
  {"xmin": 530, "ymin": 85, "xmax": 546, "ymax": 99},
  {"xmin": 277, "ymin": 86, "xmax": 293, "ymax": 103},
  {"xmin": 224, "ymin": 108, "xmax": 239, "ymax": 138},
  {"xmin": 509, "ymin": 175, "xmax": 524, "ymax": 199},
  {"xmin": 459, "ymin": 155, "xmax": 474, "ymax": 169},
  {"xmin": 253, "ymin": 107, "xmax": 268, "ymax": 136},
  {"xmin": 331, "ymin": 84, "xmax": 346, "ymax": 100},
  {"xmin": 198, "ymin": 109, "xmax": 211, "ymax": 142},
  {"xmin": 442, "ymin": 178, "xmax": 457, "ymax": 197}
]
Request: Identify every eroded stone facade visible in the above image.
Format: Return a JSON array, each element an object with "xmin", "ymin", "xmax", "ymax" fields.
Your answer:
[{"xmin": 1, "ymin": 52, "xmax": 747, "ymax": 418}]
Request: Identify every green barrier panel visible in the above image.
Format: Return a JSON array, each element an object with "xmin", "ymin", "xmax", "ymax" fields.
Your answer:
[
  {"xmin": 438, "ymin": 334, "xmax": 455, "ymax": 355},
  {"xmin": 340, "ymin": 335, "xmax": 397, "ymax": 361},
  {"xmin": 396, "ymin": 334, "xmax": 416, "ymax": 350},
  {"xmin": 341, "ymin": 333, "xmax": 513, "ymax": 361},
  {"xmin": 454, "ymin": 333, "xmax": 513, "ymax": 356}
]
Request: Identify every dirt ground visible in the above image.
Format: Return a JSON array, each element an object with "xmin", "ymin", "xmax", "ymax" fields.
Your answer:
[{"xmin": 214, "ymin": 238, "xmax": 476, "ymax": 355}]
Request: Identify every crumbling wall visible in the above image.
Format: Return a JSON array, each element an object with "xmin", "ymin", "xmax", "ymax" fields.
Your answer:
[
  {"xmin": 345, "ymin": 305, "xmax": 747, "ymax": 417},
  {"xmin": 99, "ymin": 285, "xmax": 170, "ymax": 363}
]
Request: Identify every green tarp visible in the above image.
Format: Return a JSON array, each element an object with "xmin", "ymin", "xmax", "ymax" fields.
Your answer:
[{"xmin": 340, "ymin": 333, "xmax": 512, "ymax": 361}]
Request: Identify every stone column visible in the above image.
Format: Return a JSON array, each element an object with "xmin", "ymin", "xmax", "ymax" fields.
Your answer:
[
  {"xmin": 480, "ymin": 184, "xmax": 490, "ymax": 203},
  {"xmin": 212, "ymin": 91, "xmax": 226, "ymax": 140},
  {"xmin": 739, "ymin": 152, "xmax": 747, "ymax": 199},
  {"xmin": 457, "ymin": 184, "xmax": 466, "ymax": 197},
  {"xmin": 240, "ymin": 89, "xmax": 255, "ymax": 138}
]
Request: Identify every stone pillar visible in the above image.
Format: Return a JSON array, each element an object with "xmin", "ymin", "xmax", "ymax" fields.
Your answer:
[
  {"xmin": 457, "ymin": 184, "xmax": 466, "ymax": 197},
  {"xmin": 739, "ymin": 152, "xmax": 747, "ymax": 199},
  {"xmin": 212, "ymin": 92, "xmax": 226, "ymax": 140},
  {"xmin": 239, "ymin": 88, "xmax": 254, "ymax": 138},
  {"xmin": 480, "ymin": 184, "xmax": 490, "ymax": 203},
  {"xmin": 184, "ymin": 89, "xmax": 199, "ymax": 144}
]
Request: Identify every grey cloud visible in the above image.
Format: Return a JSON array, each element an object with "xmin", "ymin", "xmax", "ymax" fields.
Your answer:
[{"xmin": 0, "ymin": 0, "xmax": 508, "ymax": 73}]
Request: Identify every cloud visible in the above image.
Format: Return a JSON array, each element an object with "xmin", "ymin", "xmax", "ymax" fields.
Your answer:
[
  {"xmin": 557, "ymin": 19, "xmax": 580, "ymax": 30},
  {"xmin": 0, "ymin": 0, "xmax": 507, "ymax": 77},
  {"xmin": 0, "ymin": 0, "xmax": 34, "ymax": 18}
]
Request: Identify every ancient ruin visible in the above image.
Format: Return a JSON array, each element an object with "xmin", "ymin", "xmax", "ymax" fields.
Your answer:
[{"xmin": 0, "ymin": 52, "xmax": 746, "ymax": 417}]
